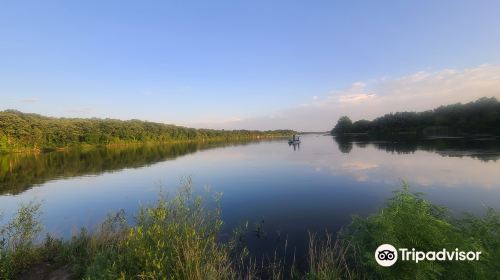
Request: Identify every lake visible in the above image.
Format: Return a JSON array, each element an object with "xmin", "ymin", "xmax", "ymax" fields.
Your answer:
[{"xmin": 1, "ymin": 134, "xmax": 500, "ymax": 260}]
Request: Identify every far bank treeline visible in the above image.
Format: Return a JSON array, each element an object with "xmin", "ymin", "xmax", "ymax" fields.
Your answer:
[
  {"xmin": 331, "ymin": 97, "xmax": 500, "ymax": 136},
  {"xmin": 0, "ymin": 110, "xmax": 294, "ymax": 153}
]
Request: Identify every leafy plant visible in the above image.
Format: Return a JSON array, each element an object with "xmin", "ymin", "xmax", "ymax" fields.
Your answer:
[
  {"xmin": 0, "ymin": 201, "xmax": 42, "ymax": 279},
  {"xmin": 341, "ymin": 184, "xmax": 499, "ymax": 279}
]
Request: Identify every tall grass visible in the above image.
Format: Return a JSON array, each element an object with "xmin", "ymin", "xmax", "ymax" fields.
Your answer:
[
  {"xmin": 340, "ymin": 183, "xmax": 500, "ymax": 279},
  {"xmin": 304, "ymin": 232, "xmax": 357, "ymax": 279},
  {"xmin": 1, "ymin": 181, "xmax": 499, "ymax": 279},
  {"xmin": 0, "ymin": 201, "xmax": 42, "ymax": 279},
  {"xmin": 84, "ymin": 178, "xmax": 242, "ymax": 279}
]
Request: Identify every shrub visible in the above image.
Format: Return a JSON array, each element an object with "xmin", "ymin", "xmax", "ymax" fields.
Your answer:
[
  {"xmin": 341, "ymin": 184, "xmax": 499, "ymax": 279},
  {"xmin": 0, "ymin": 201, "xmax": 42, "ymax": 279},
  {"xmin": 84, "ymin": 178, "xmax": 239, "ymax": 279}
]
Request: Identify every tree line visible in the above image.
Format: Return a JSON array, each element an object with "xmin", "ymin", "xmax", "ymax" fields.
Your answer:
[
  {"xmin": 331, "ymin": 97, "xmax": 500, "ymax": 136},
  {"xmin": 0, "ymin": 110, "xmax": 294, "ymax": 153}
]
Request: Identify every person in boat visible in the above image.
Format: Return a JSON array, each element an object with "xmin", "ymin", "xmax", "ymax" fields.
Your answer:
[{"xmin": 289, "ymin": 134, "xmax": 300, "ymax": 143}]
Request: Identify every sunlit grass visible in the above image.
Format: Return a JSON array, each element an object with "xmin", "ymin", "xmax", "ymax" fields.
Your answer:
[{"xmin": 340, "ymin": 183, "xmax": 500, "ymax": 279}]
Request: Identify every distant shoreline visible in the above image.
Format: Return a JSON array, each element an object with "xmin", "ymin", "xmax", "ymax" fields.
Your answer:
[
  {"xmin": 0, "ymin": 110, "xmax": 294, "ymax": 154},
  {"xmin": 330, "ymin": 97, "xmax": 500, "ymax": 137},
  {"xmin": 0, "ymin": 134, "xmax": 290, "ymax": 155}
]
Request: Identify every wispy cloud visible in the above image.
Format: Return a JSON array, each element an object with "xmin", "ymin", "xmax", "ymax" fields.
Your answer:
[
  {"xmin": 341, "ymin": 162, "xmax": 379, "ymax": 170},
  {"xmin": 326, "ymin": 82, "xmax": 377, "ymax": 104},
  {"xmin": 19, "ymin": 97, "xmax": 39, "ymax": 103},
  {"xmin": 189, "ymin": 64, "xmax": 500, "ymax": 131},
  {"xmin": 338, "ymin": 93, "xmax": 376, "ymax": 104}
]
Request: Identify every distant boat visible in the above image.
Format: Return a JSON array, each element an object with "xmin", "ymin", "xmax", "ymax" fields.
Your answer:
[{"xmin": 288, "ymin": 134, "xmax": 301, "ymax": 145}]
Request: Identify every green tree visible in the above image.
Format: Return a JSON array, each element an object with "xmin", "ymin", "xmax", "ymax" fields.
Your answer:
[
  {"xmin": 331, "ymin": 116, "xmax": 353, "ymax": 135},
  {"xmin": 0, "ymin": 110, "xmax": 294, "ymax": 153},
  {"xmin": 330, "ymin": 97, "xmax": 500, "ymax": 136}
]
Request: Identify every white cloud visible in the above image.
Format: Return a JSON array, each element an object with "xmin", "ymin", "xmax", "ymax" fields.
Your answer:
[
  {"xmin": 187, "ymin": 64, "xmax": 500, "ymax": 131},
  {"xmin": 338, "ymin": 93, "xmax": 376, "ymax": 104}
]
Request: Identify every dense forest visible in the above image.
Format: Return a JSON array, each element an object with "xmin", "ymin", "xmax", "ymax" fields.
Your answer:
[
  {"xmin": 331, "ymin": 97, "xmax": 500, "ymax": 136},
  {"xmin": 0, "ymin": 110, "xmax": 294, "ymax": 153}
]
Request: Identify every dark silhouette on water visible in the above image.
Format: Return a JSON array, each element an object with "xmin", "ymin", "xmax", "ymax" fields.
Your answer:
[
  {"xmin": 288, "ymin": 134, "xmax": 301, "ymax": 150},
  {"xmin": 0, "ymin": 139, "xmax": 282, "ymax": 195},
  {"xmin": 333, "ymin": 135, "xmax": 500, "ymax": 161},
  {"xmin": 334, "ymin": 136, "xmax": 353, "ymax": 154}
]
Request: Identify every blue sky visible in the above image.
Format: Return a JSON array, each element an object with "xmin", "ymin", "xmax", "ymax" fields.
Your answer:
[{"xmin": 1, "ymin": 0, "xmax": 500, "ymax": 130}]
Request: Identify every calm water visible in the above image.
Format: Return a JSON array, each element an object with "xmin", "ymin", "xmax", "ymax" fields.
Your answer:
[{"xmin": 1, "ymin": 135, "xmax": 500, "ymax": 259}]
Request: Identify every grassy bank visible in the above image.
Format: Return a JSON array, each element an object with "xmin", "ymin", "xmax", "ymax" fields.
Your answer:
[{"xmin": 1, "ymin": 182, "xmax": 499, "ymax": 279}]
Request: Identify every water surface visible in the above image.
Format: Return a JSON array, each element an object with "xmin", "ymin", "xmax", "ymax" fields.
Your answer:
[{"xmin": 1, "ymin": 135, "xmax": 500, "ymax": 259}]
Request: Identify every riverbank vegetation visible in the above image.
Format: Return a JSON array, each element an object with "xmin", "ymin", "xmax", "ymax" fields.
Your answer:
[
  {"xmin": 331, "ymin": 97, "xmax": 500, "ymax": 136},
  {"xmin": 1, "ymin": 181, "xmax": 499, "ymax": 279},
  {"xmin": 0, "ymin": 110, "xmax": 294, "ymax": 153},
  {"xmin": 340, "ymin": 184, "xmax": 500, "ymax": 279}
]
